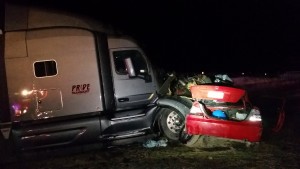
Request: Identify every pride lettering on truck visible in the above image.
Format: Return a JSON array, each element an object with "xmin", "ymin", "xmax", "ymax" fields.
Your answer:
[{"xmin": 72, "ymin": 84, "xmax": 90, "ymax": 94}]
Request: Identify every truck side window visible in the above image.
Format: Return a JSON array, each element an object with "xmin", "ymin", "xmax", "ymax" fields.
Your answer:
[
  {"xmin": 34, "ymin": 60, "xmax": 57, "ymax": 77},
  {"xmin": 113, "ymin": 50, "xmax": 148, "ymax": 75}
]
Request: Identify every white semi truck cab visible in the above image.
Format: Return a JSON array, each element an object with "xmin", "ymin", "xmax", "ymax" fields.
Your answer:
[{"xmin": 0, "ymin": 1, "xmax": 191, "ymax": 160}]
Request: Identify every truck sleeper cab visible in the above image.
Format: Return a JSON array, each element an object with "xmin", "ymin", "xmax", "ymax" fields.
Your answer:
[{"xmin": 0, "ymin": 2, "xmax": 191, "ymax": 152}]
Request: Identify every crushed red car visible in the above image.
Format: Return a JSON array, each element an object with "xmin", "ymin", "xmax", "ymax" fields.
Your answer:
[{"xmin": 184, "ymin": 84, "xmax": 262, "ymax": 144}]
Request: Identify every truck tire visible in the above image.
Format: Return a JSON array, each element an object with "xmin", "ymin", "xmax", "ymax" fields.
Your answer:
[
  {"xmin": 157, "ymin": 97, "xmax": 194, "ymax": 141},
  {"xmin": 156, "ymin": 97, "xmax": 192, "ymax": 141},
  {"xmin": 159, "ymin": 108, "xmax": 185, "ymax": 140}
]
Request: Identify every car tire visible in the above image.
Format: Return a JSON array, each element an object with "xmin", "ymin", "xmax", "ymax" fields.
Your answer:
[
  {"xmin": 179, "ymin": 128, "xmax": 207, "ymax": 147},
  {"xmin": 185, "ymin": 135, "xmax": 204, "ymax": 147},
  {"xmin": 180, "ymin": 128, "xmax": 221, "ymax": 148},
  {"xmin": 185, "ymin": 135, "xmax": 236, "ymax": 148}
]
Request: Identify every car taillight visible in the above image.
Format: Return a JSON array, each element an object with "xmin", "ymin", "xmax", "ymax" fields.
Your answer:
[
  {"xmin": 248, "ymin": 108, "xmax": 262, "ymax": 122},
  {"xmin": 190, "ymin": 101, "xmax": 206, "ymax": 116}
]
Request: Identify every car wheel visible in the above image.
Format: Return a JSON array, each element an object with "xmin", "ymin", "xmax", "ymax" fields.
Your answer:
[
  {"xmin": 179, "ymin": 128, "xmax": 217, "ymax": 148},
  {"xmin": 188, "ymin": 135, "xmax": 236, "ymax": 148},
  {"xmin": 185, "ymin": 135, "xmax": 205, "ymax": 147},
  {"xmin": 159, "ymin": 108, "xmax": 185, "ymax": 141},
  {"xmin": 179, "ymin": 128, "xmax": 206, "ymax": 147}
]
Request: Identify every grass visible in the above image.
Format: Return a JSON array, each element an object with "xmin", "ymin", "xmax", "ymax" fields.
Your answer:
[{"xmin": 3, "ymin": 133, "xmax": 299, "ymax": 169}]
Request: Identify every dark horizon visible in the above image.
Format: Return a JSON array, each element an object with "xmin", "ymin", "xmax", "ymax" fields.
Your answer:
[{"xmin": 3, "ymin": 0, "xmax": 300, "ymax": 73}]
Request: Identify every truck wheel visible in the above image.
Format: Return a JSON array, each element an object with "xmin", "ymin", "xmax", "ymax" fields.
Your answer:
[{"xmin": 159, "ymin": 108, "xmax": 185, "ymax": 141}]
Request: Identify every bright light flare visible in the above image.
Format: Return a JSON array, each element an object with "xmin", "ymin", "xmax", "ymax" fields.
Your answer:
[{"xmin": 21, "ymin": 89, "xmax": 32, "ymax": 96}]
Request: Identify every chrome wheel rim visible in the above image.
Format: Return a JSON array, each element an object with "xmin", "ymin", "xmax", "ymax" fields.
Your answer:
[{"xmin": 166, "ymin": 111, "xmax": 184, "ymax": 134}]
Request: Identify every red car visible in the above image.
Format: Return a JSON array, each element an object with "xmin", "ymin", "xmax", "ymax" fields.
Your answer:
[{"xmin": 184, "ymin": 85, "xmax": 262, "ymax": 146}]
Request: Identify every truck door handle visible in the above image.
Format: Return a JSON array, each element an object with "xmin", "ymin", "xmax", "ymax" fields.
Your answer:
[{"xmin": 118, "ymin": 98, "xmax": 129, "ymax": 102}]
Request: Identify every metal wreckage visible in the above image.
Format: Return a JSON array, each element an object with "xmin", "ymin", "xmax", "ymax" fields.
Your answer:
[{"xmin": 158, "ymin": 73, "xmax": 263, "ymax": 148}]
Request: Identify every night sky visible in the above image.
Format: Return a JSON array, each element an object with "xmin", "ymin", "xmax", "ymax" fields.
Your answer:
[{"xmin": 6, "ymin": 0, "xmax": 300, "ymax": 73}]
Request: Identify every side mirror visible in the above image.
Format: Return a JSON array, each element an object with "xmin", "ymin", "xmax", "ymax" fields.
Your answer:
[{"xmin": 124, "ymin": 57, "xmax": 136, "ymax": 78}]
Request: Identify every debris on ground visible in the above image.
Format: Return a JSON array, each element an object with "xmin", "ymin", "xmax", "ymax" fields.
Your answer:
[{"xmin": 142, "ymin": 138, "xmax": 168, "ymax": 148}]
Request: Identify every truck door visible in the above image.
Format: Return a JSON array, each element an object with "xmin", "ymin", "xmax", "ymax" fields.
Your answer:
[{"xmin": 108, "ymin": 38, "xmax": 157, "ymax": 110}]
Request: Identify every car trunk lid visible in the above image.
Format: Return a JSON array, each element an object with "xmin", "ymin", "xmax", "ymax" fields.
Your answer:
[{"xmin": 190, "ymin": 85, "xmax": 245, "ymax": 103}]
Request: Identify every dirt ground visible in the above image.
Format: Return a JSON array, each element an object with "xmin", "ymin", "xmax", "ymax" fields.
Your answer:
[
  {"xmin": 2, "ymin": 128, "xmax": 300, "ymax": 169},
  {"xmin": 2, "ymin": 95, "xmax": 300, "ymax": 169}
]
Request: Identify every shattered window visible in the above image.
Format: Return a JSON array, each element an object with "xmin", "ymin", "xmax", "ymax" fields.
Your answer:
[
  {"xmin": 113, "ymin": 50, "xmax": 148, "ymax": 75},
  {"xmin": 34, "ymin": 60, "xmax": 57, "ymax": 77}
]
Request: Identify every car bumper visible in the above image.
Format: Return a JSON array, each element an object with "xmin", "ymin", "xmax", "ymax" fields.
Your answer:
[{"xmin": 186, "ymin": 114, "xmax": 263, "ymax": 142}]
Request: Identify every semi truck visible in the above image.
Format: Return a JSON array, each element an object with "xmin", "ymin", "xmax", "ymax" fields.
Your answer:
[{"xmin": 0, "ymin": 1, "xmax": 192, "ymax": 160}]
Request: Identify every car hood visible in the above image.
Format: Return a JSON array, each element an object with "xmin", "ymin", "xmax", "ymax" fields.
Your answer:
[{"xmin": 190, "ymin": 85, "xmax": 246, "ymax": 103}]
